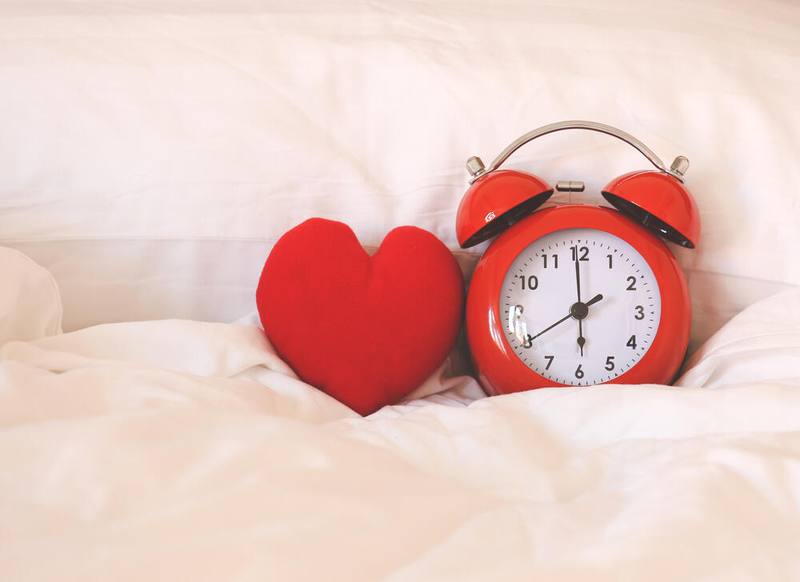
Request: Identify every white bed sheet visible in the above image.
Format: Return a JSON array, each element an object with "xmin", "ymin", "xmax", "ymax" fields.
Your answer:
[
  {"xmin": 2, "ymin": 286, "xmax": 800, "ymax": 580},
  {"xmin": 0, "ymin": 247, "xmax": 62, "ymax": 344}
]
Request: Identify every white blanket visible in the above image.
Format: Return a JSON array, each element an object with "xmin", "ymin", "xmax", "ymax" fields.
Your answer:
[{"xmin": 2, "ymin": 288, "xmax": 800, "ymax": 580}]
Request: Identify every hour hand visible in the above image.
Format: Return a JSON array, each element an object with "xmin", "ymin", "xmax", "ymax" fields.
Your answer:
[{"xmin": 585, "ymin": 293, "xmax": 603, "ymax": 307}]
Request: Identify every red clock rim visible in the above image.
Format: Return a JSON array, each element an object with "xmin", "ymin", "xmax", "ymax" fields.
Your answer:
[{"xmin": 466, "ymin": 205, "xmax": 691, "ymax": 395}]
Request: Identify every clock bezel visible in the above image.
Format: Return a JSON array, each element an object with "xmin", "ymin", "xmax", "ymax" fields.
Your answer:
[{"xmin": 466, "ymin": 204, "xmax": 691, "ymax": 395}]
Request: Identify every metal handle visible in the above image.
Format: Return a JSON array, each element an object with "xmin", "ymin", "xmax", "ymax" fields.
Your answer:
[{"xmin": 467, "ymin": 120, "xmax": 688, "ymax": 183}]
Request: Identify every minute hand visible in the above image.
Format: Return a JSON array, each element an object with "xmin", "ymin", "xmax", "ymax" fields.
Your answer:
[
  {"xmin": 527, "ymin": 294, "xmax": 604, "ymax": 342},
  {"xmin": 527, "ymin": 313, "xmax": 573, "ymax": 342}
]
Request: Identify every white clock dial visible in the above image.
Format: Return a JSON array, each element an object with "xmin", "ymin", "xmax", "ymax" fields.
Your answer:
[{"xmin": 501, "ymin": 228, "xmax": 662, "ymax": 386}]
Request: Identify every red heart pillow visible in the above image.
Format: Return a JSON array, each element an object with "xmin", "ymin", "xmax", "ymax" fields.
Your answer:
[{"xmin": 257, "ymin": 218, "xmax": 464, "ymax": 415}]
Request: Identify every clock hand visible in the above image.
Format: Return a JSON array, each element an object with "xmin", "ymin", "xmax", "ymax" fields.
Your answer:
[
  {"xmin": 573, "ymin": 246, "xmax": 583, "ymax": 355},
  {"xmin": 574, "ymin": 293, "xmax": 603, "ymax": 355},
  {"xmin": 526, "ymin": 294, "xmax": 604, "ymax": 343},
  {"xmin": 527, "ymin": 312, "xmax": 573, "ymax": 342},
  {"xmin": 585, "ymin": 293, "xmax": 603, "ymax": 307}
]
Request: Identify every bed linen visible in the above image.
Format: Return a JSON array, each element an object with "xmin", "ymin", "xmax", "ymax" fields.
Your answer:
[
  {"xmin": 0, "ymin": 247, "xmax": 62, "ymax": 345},
  {"xmin": 1, "ymin": 0, "xmax": 799, "ymax": 352},
  {"xmin": 2, "ymin": 284, "xmax": 800, "ymax": 580}
]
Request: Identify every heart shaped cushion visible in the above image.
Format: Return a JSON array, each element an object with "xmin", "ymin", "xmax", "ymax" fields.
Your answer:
[{"xmin": 257, "ymin": 218, "xmax": 464, "ymax": 415}]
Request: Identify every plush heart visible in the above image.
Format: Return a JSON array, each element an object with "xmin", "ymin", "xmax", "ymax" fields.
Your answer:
[{"xmin": 257, "ymin": 218, "xmax": 464, "ymax": 415}]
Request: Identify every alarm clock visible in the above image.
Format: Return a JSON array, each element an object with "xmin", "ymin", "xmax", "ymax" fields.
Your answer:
[{"xmin": 457, "ymin": 121, "xmax": 700, "ymax": 395}]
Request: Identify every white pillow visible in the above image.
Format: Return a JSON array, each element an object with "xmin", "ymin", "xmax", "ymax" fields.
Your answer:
[
  {"xmin": 677, "ymin": 287, "xmax": 800, "ymax": 389},
  {"xmin": 0, "ymin": 1, "xmax": 798, "ymax": 345},
  {"xmin": 0, "ymin": 248, "xmax": 62, "ymax": 344}
]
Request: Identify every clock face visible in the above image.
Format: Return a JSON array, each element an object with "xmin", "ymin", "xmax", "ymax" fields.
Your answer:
[{"xmin": 500, "ymin": 228, "xmax": 662, "ymax": 386}]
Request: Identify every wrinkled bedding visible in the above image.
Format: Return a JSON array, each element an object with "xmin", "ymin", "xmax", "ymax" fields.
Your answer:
[{"xmin": 2, "ymin": 288, "xmax": 800, "ymax": 581}]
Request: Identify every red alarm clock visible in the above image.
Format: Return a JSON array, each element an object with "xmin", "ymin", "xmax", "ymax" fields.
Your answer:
[{"xmin": 457, "ymin": 121, "xmax": 700, "ymax": 395}]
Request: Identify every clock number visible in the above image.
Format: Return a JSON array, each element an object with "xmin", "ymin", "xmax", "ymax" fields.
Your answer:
[
  {"xmin": 544, "ymin": 355, "xmax": 554, "ymax": 370},
  {"xmin": 626, "ymin": 276, "xmax": 637, "ymax": 291},
  {"xmin": 570, "ymin": 246, "xmax": 589, "ymax": 261},
  {"xmin": 542, "ymin": 254, "xmax": 559, "ymax": 269},
  {"xmin": 575, "ymin": 364, "xmax": 584, "ymax": 379},
  {"xmin": 605, "ymin": 356, "xmax": 615, "ymax": 371},
  {"xmin": 607, "ymin": 254, "xmax": 613, "ymax": 269},
  {"xmin": 626, "ymin": 335, "xmax": 638, "ymax": 350},
  {"xmin": 634, "ymin": 305, "xmax": 645, "ymax": 320},
  {"xmin": 517, "ymin": 274, "xmax": 539, "ymax": 290}
]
